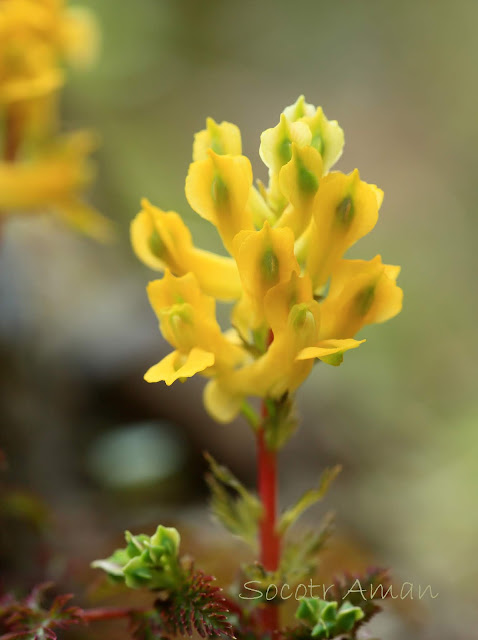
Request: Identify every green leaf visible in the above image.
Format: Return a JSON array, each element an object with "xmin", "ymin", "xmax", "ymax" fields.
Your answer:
[
  {"xmin": 296, "ymin": 597, "xmax": 364, "ymax": 640},
  {"xmin": 205, "ymin": 452, "xmax": 262, "ymax": 548},
  {"xmin": 279, "ymin": 466, "xmax": 341, "ymax": 534},
  {"xmin": 280, "ymin": 518, "xmax": 333, "ymax": 583},
  {"xmin": 335, "ymin": 601, "xmax": 364, "ymax": 633},
  {"xmin": 91, "ymin": 525, "xmax": 182, "ymax": 591},
  {"xmin": 295, "ymin": 597, "xmax": 322, "ymax": 626}
]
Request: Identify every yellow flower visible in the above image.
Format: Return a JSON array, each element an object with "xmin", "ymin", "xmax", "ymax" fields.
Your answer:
[
  {"xmin": 204, "ymin": 273, "xmax": 363, "ymax": 422},
  {"xmin": 319, "ymin": 256, "xmax": 403, "ymax": 339},
  {"xmin": 0, "ymin": 0, "xmax": 98, "ymax": 105},
  {"xmin": 144, "ymin": 271, "xmax": 246, "ymax": 386},
  {"xmin": 305, "ymin": 169, "xmax": 383, "ymax": 291},
  {"xmin": 259, "ymin": 113, "xmax": 312, "ymax": 214},
  {"xmin": 134, "ymin": 97, "xmax": 402, "ymax": 424},
  {"xmin": 276, "ymin": 142, "xmax": 323, "ymax": 238},
  {"xmin": 131, "ymin": 199, "xmax": 242, "ymax": 301},
  {"xmin": 185, "ymin": 150, "xmax": 254, "ymax": 254},
  {"xmin": 233, "ymin": 221, "xmax": 300, "ymax": 327},
  {"xmin": 0, "ymin": 132, "xmax": 112, "ymax": 240},
  {"xmin": 283, "ymin": 96, "xmax": 345, "ymax": 174}
]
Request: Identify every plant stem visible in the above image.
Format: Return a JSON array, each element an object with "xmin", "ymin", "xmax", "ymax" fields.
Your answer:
[
  {"xmin": 82, "ymin": 606, "xmax": 145, "ymax": 622},
  {"xmin": 257, "ymin": 331, "xmax": 280, "ymax": 633}
]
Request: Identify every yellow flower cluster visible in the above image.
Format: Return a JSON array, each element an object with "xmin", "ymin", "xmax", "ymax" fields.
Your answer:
[
  {"xmin": 0, "ymin": 0, "xmax": 110, "ymax": 240},
  {"xmin": 132, "ymin": 97, "xmax": 403, "ymax": 423}
]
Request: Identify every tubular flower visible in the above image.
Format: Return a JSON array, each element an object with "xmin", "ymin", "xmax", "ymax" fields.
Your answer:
[
  {"xmin": 0, "ymin": 0, "xmax": 109, "ymax": 240},
  {"xmin": 144, "ymin": 271, "xmax": 246, "ymax": 386},
  {"xmin": 133, "ymin": 97, "xmax": 403, "ymax": 423}
]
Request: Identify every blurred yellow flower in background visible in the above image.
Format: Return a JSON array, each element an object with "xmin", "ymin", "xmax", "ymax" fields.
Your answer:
[
  {"xmin": 132, "ymin": 97, "xmax": 403, "ymax": 423},
  {"xmin": 0, "ymin": 0, "xmax": 110, "ymax": 240}
]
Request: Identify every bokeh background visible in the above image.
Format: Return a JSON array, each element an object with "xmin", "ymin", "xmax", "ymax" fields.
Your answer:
[{"xmin": 1, "ymin": 1, "xmax": 478, "ymax": 638}]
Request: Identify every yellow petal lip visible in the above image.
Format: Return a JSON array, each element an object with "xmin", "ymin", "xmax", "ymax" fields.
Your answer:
[
  {"xmin": 296, "ymin": 338, "xmax": 365, "ymax": 365},
  {"xmin": 145, "ymin": 348, "xmax": 215, "ymax": 385}
]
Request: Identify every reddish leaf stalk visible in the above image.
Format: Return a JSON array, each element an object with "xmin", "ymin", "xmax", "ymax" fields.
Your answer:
[
  {"xmin": 82, "ymin": 606, "xmax": 145, "ymax": 622},
  {"xmin": 257, "ymin": 330, "xmax": 280, "ymax": 633}
]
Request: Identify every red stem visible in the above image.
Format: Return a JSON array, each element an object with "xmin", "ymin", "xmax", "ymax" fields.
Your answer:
[
  {"xmin": 82, "ymin": 606, "xmax": 145, "ymax": 622},
  {"xmin": 257, "ymin": 331, "xmax": 280, "ymax": 633}
]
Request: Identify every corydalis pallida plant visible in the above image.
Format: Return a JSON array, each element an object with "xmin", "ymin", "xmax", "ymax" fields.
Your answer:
[
  {"xmin": 131, "ymin": 96, "xmax": 403, "ymax": 422},
  {"xmin": 0, "ymin": 0, "xmax": 111, "ymax": 240},
  {"xmin": 89, "ymin": 97, "xmax": 403, "ymax": 640}
]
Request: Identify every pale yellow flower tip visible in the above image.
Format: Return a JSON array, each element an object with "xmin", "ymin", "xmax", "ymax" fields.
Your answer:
[
  {"xmin": 192, "ymin": 117, "xmax": 242, "ymax": 162},
  {"xmin": 301, "ymin": 106, "xmax": 345, "ymax": 174},
  {"xmin": 145, "ymin": 348, "xmax": 215, "ymax": 385},
  {"xmin": 283, "ymin": 95, "xmax": 316, "ymax": 122},
  {"xmin": 259, "ymin": 113, "xmax": 312, "ymax": 175},
  {"xmin": 62, "ymin": 6, "xmax": 100, "ymax": 68}
]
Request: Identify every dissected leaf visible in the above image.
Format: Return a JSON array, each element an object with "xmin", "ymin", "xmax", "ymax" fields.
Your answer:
[
  {"xmin": 205, "ymin": 453, "xmax": 262, "ymax": 548},
  {"xmin": 279, "ymin": 466, "xmax": 341, "ymax": 534},
  {"xmin": 157, "ymin": 568, "xmax": 235, "ymax": 639},
  {"xmin": 0, "ymin": 583, "xmax": 84, "ymax": 640},
  {"xmin": 280, "ymin": 515, "xmax": 334, "ymax": 584}
]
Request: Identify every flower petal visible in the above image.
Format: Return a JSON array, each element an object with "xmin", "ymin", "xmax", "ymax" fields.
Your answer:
[
  {"xmin": 306, "ymin": 170, "xmax": 382, "ymax": 289},
  {"xmin": 145, "ymin": 348, "xmax": 215, "ymax": 385},
  {"xmin": 297, "ymin": 338, "xmax": 365, "ymax": 366},
  {"xmin": 132, "ymin": 199, "xmax": 242, "ymax": 301},
  {"xmin": 203, "ymin": 379, "xmax": 243, "ymax": 424},
  {"xmin": 319, "ymin": 256, "xmax": 403, "ymax": 339},
  {"xmin": 185, "ymin": 151, "xmax": 253, "ymax": 253}
]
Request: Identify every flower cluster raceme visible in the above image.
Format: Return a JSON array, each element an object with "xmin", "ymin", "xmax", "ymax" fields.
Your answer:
[
  {"xmin": 0, "ymin": 0, "xmax": 111, "ymax": 240},
  {"xmin": 131, "ymin": 97, "xmax": 403, "ymax": 423}
]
